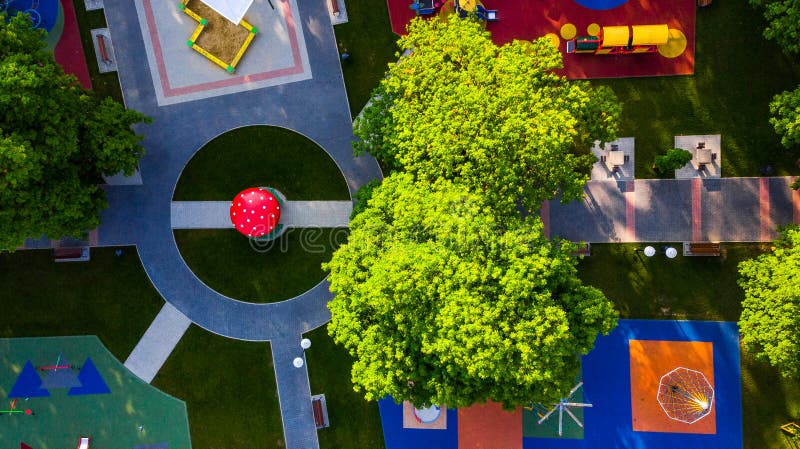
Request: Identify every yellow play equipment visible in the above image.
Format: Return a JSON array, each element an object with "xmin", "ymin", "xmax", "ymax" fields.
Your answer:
[
  {"xmin": 179, "ymin": 0, "xmax": 258, "ymax": 74},
  {"xmin": 567, "ymin": 24, "xmax": 668, "ymax": 55}
]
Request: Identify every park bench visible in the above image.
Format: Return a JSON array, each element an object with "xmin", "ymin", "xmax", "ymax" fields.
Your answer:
[
  {"xmin": 96, "ymin": 34, "xmax": 111, "ymax": 64},
  {"xmin": 312, "ymin": 394, "xmax": 329, "ymax": 429},
  {"xmin": 54, "ymin": 247, "xmax": 90, "ymax": 262},
  {"xmin": 687, "ymin": 242, "xmax": 720, "ymax": 256}
]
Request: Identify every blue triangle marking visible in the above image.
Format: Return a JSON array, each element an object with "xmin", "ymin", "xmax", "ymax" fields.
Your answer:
[
  {"xmin": 68, "ymin": 358, "xmax": 110, "ymax": 396},
  {"xmin": 9, "ymin": 361, "xmax": 50, "ymax": 398}
]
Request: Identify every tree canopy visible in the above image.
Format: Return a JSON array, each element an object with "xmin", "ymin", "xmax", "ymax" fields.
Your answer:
[
  {"xmin": 0, "ymin": 13, "xmax": 149, "ymax": 249},
  {"xmin": 738, "ymin": 225, "xmax": 800, "ymax": 378},
  {"xmin": 769, "ymin": 86, "xmax": 800, "ymax": 149},
  {"xmin": 354, "ymin": 17, "xmax": 620, "ymax": 217},
  {"xmin": 654, "ymin": 148, "xmax": 692, "ymax": 174},
  {"xmin": 325, "ymin": 174, "xmax": 618, "ymax": 408},
  {"xmin": 749, "ymin": 0, "xmax": 800, "ymax": 55}
]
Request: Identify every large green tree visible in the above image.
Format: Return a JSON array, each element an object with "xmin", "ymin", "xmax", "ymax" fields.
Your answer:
[
  {"xmin": 355, "ymin": 17, "xmax": 620, "ymax": 217},
  {"xmin": 769, "ymin": 86, "xmax": 800, "ymax": 149},
  {"xmin": 0, "ymin": 13, "xmax": 148, "ymax": 249},
  {"xmin": 749, "ymin": 0, "xmax": 800, "ymax": 55},
  {"xmin": 738, "ymin": 225, "xmax": 800, "ymax": 378},
  {"xmin": 326, "ymin": 174, "xmax": 618, "ymax": 408}
]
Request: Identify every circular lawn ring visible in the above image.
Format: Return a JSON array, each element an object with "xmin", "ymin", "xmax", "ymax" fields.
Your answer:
[
  {"xmin": 587, "ymin": 23, "xmax": 600, "ymax": 36},
  {"xmin": 174, "ymin": 126, "xmax": 350, "ymax": 304},
  {"xmin": 173, "ymin": 126, "xmax": 349, "ymax": 201},
  {"xmin": 414, "ymin": 405, "xmax": 442, "ymax": 423}
]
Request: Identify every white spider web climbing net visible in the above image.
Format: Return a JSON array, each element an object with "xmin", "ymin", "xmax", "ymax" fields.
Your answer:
[{"xmin": 657, "ymin": 367, "xmax": 714, "ymax": 424}]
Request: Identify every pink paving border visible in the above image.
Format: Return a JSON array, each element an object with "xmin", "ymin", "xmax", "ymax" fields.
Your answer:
[
  {"xmin": 759, "ymin": 178, "xmax": 773, "ymax": 241},
  {"xmin": 691, "ymin": 179, "xmax": 702, "ymax": 241},
  {"xmin": 142, "ymin": 0, "xmax": 304, "ymax": 98},
  {"xmin": 624, "ymin": 181, "xmax": 636, "ymax": 242},
  {"xmin": 793, "ymin": 177, "xmax": 800, "ymax": 224}
]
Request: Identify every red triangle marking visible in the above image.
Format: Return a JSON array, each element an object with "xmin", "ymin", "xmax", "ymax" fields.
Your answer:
[{"xmin": 21, "ymin": 443, "xmax": 35, "ymax": 449}]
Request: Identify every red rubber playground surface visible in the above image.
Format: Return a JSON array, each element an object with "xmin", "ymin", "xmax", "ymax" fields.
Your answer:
[
  {"xmin": 386, "ymin": 0, "xmax": 695, "ymax": 79},
  {"xmin": 54, "ymin": 0, "xmax": 92, "ymax": 90}
]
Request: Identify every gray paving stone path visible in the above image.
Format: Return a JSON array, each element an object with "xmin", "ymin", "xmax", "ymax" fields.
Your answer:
[
  {"xmin": 546, "ymin": 177, "xmax": 799, "ymax": 243},
  {"xmin": 171, "ymin": 201, "xmax": 352, "ymax": 228},
  {"xmin": 124, "ymin": 302, "xmax": 192, "ymax": 383},
  {"xmin": 100, "ymin": 0, "xmax": 381, "ymax": 446}
]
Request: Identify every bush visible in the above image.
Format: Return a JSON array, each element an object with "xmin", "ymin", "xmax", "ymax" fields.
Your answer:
[{"xmin": 653, "ymin": 148, "xmax": 692, "ymax": 174}]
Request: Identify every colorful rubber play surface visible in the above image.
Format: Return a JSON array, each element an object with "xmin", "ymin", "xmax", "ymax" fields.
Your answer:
[
  {"xmin": 0, "ymin": 336, "xmax": 191, "ymax": 449},
  {"xmin": 379, "ymin": 319, "xmax": 743, "ymax": 449},
  {"xmin": 385, "ymin": 0, "xmax": 695, "ymax": 79},
  {"xmin": 53, "ymin": 0, "xmax": 92, "ymax": 89}
]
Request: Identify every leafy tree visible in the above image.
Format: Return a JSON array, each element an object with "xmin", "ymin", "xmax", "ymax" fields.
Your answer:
[
  {"xmin": 0, "ymin": 13, "xmax": 149, "ymax": 249},
  {"xmin": 653, "ymin": 148, "xmax": 692, "ymax": 174},
  {"xmin": 350, "ymin": 179, "xmax": 381, "ymax": 219},
  {"xmin": 354, "ymin": 17, "xmax": 620, "ymax": 217},
  {"xmin": 325, "ymin": 173, "xmax": 618, "ymax": 408},
  {"xmin": 769, "ymin": 86, "xmax": 800, "ymax": 149},
  {"xmin": 738, "ymin": 225, "xmax": 800, "ymax": 378},
  {"xmin": 749, "ymin": 0, "xmax": 800, "ymax": 55}
]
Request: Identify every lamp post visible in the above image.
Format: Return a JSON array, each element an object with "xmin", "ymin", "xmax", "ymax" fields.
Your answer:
[{"xmin": 644, "ymin": 245, "xmax": 677, "ymax": 258}]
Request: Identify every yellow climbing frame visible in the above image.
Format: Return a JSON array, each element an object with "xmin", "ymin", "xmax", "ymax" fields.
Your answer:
[{"xmin": 179, "ymin": 0, "xmax": 258, "ymax": 74}]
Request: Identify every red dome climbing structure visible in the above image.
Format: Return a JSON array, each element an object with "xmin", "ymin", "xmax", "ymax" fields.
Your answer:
[{"xmin": 229, "ymin": 187, "xmax": 281, "ymax": 237}]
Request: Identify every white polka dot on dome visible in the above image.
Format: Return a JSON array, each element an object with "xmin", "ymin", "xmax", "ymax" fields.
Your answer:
[
  {"xmin": 249, "ymin": 200, "xmax": 252, "ymax": 203},
  {"xmin": 260, "ymin": 196, "xmax": 264, "ymax": 200},
  {"xmin": 251, "ymin": 210, "xmax": 255, "ymax": 214},
  {"xmin": 247, "ymin": 219, "xmax": 250, "ymax": 222},
  {"xmin": 243, "ymin": 209, "xmax": 247, "ymax": 213},
  {"xmin": 237, "ymin": 203, "xmax": 241, "ymax": 206},
  {"xmin": 232, "ymin": 212, "xmax": 236, "ymax": 216},
  {"xmin": 276, "ymin": 206, "xmax": 280, "ymax": 210},
  {"xmin": 260, "ymin": 216, "xmax": 264, "ymax": 219},
  {"xmin": 239, "ymin": 224, "xmax": 244, "ymax": 228},
  {"xmin": 270, "ymin": 214, "xmax": 275, "ymax": 218},
  {"xmin": 262, "ymin": 206, "xmax": 266, "ymax": 209},
  {"xmin": 269, "ymin": 197, "xmax": 273, "ymax": 201}
]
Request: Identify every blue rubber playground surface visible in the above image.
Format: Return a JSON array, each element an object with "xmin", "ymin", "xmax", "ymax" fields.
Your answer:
[{"xmin": 379, "ymin": 320, "xmax": 743, "ymax": 449}]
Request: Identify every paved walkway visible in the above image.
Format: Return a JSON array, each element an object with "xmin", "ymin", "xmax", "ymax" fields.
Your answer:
[
  {"xmin": 171, "ymin": 201, "xmax": 352, "ymax": 228},
  {"xmin": 100, "ymin": 0, "xmax": 381, "ymax": 446},
  {"xmin": 543, "ymin": 177, "xmax": 800, "ymax": 242},
  {"xmin": 124, "ymin": 302, "xmax": 192, "ymax": 383}
]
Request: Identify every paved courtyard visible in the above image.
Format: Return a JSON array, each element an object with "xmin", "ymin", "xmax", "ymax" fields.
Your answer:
[{"xmin": 134, "ymin": 0, "xmax": 311, "ymax": 105}]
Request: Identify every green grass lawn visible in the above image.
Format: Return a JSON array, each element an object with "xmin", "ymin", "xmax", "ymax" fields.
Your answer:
[
  {"xmin": 173, "ymin": 126, "xmax": 350, "ymax": 201},
  {"xmin": 152, "ymin": 325, "xmax": 285, "ymax": 449},
  {"xmin": 306, "ymin": 326, "xmax": 386, "ymax": 449},
  {"xmin": 71, "ymin": 3, "xmax": 124, "ymax": 103},
  {"xmin": 0, "ymin": 247, "xmax": 161, "ymax": 359},
  {"xmin": 332, "ymin": 0, "xmax": 398, "ymax": 115},
  {"xmin": 593, "ymin": 2, "xmax": 800, "ymax": 179},
  {"xmin": 578, "ymin": 244, "xmax": 800, "ymax": 449},
  {"xmin": 174, "ymin": 228, "xmax": 346, "ymax": 303}
]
